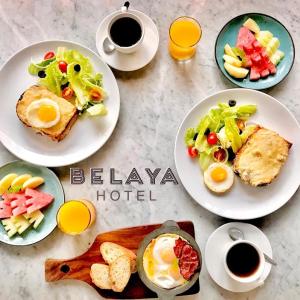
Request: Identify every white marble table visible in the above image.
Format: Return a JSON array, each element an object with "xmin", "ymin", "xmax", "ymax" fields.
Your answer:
[{"xmin": 0, "ymin": 0, "xmax": 299, "ymax": 299}]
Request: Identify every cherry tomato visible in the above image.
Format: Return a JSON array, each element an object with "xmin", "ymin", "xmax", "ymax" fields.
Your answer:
[
  {"xmin": 44, "ymin": 51, "xmax": 55, "ymax": 60},
  {"xmin": 62, "ymin": 87, "xmax": 74, "ymax": 100},
  {"xmin": 58, "ymin": 61, "xmax": 68, "ymax": 73},
  {"xmin": 90, "ymin": 89, "xmax": 102, "ymax": 101},
  {"xmin": 207, "ymin": 132, "xmax": 218, "ymax": 145},
  {"xmin": 187, "ymin": 146, "xmax": 198, "ymax": 158},
  {"xmin": 236, "ymin": 119, "xmax": 245, "ymax": 131}
]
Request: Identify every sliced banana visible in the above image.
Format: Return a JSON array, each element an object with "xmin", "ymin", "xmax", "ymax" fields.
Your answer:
[
  {"xmin": 11, "ymin": 174, "xmax": 32, "ymax": 188},
  {"xmin": 22, "ymin": 176, "xmax": 45, "ymax": 189},
  {"xmin": 0, "ymin": 173, "xmax": 18, "ymax": 195}
]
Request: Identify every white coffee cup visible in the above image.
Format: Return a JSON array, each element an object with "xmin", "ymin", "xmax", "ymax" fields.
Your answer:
[
  {"xmin": 224, "ymin": 240, "xmax": 265, "ymax": 285},
  {"xmin": 107, "ymin": 5, "xmax": 144, "ymax": 54}
]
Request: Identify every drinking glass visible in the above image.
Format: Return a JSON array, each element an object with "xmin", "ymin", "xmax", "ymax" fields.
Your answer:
[
  {"xmin": 56, "ymin": 199, "xmax": 96, "ymax": 235},
  {"xmin": 169, "ymin": 16, "xmax": 202, "ymax": 61}
]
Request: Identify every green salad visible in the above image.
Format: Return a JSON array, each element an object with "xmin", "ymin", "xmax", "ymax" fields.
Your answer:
[
  {"xmin": 185, "ymin": 100, "xmax": 257, "ymax": 170},
  {"xmin": 28, "ymin": 47, "xmax": 107, "ymax": 116}
]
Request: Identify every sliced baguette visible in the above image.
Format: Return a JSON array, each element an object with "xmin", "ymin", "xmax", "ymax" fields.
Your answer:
[
  {"xmin": 90, "ymin": 263, "xmax": 112, "ymax": 290},
  {"xmin": 100, "ymin": 242, "xmax": 137, "ymax": 273},
  {"xmin": 109, "ymin": 255, "xmax": 131, "ymax": 292}
]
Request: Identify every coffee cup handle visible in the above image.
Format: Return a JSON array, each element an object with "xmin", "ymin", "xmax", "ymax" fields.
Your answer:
[{"xmin": 121, "ymin": 1, "xmax": 130, "ymax": 12}]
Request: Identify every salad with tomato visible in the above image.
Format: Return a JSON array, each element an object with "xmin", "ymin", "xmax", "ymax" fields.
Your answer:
[
  {"xmin": 28, "ymin": 47, "xmax": 107, "ymax": 116},
  {"xmin": 185, "ymin": 100, "xmax": 257, "ymax": 170}
]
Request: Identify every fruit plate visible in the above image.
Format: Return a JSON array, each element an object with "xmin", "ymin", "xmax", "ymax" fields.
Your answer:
[
  {"xmin": 215, "ymin": 13, "xmax": 295, "ymax": 90},
  {"xmin": 0, "ymin": 40, "xmax": 120, "ymax": 167},
  {"xmin": 174, "ymin": 89, "xmax": 300, "ymax": 220},
  {"xmin": 0, "ymin": 160, "xmax": 64, "ymax": 246}
]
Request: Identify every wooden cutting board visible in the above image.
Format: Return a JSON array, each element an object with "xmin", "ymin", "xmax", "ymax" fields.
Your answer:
[{"xmin": 45, "ymin": 221, "xmax": 200, "ymax": 299}]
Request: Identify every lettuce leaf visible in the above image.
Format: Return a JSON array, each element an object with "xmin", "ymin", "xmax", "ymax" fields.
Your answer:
[
  {"xmin": 87, "ymin": 104, "xmax": 107, "ymax": 116},
  {"xmin": 185, "ymin": 128, "xmax": 196, "ymax": 147},
  {"xmin": 199, "ymin": 152, "xmax": 214, "ymax": 171},
  {"xmin": 224, "ymin": 117, "xmax": 242, "ymax": 153}
]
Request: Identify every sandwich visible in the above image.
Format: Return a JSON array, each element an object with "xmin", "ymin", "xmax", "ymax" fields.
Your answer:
[
  {"xmin": 233, "ymin": 127, "xmax": 292, "ymax": 186},
  {"xmin": 16, "ymin": 85, "xmax": 78, "ymax": 142}
]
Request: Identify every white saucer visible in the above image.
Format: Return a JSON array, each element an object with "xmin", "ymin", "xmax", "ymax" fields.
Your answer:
[
  {"xmin": 205, "ymin": 222, "xmax": 273, "ymax": 293},
  {"xmin": 96, "ymin": 9, "xmax": 159, "ymax": 72}
]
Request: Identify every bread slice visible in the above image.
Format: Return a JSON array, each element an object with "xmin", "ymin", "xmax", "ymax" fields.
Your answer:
[
  {"xmin": 109, "ymin": 255, "xmax": 131, "ymax": 292},
  {"xmin": 16, "ymin": 85, "xmax": 78, "ymax": 142},
  {"xmin": 90, "ymin": 263, "xmax": 112, "ymax": 290},
  {"xmin": 100, "ymin": 242, "xmax": 137, "ymax": 273},
  {"xmin": 233, "ymin": 127, "xmax": 292, "ymax": 186}
]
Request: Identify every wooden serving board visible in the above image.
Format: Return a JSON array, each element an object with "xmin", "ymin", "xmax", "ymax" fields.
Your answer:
[{"xmin": 45, "ymin": 221, "xmax": 200, "ymax": 299}]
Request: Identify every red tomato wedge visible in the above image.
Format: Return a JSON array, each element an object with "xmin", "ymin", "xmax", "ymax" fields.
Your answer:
[{"xmin": 25, "ymin": 188, "xmax": 54, "ymax": 214}]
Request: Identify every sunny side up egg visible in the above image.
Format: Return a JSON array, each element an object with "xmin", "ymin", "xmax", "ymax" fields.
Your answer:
[
  {"xmin": 204, "ymin": 162, "xmax": 234, "ymax": 193},
  {"xmin": 26, "ymin": 98, "xmax": 60, "ymax": 129},
  {"xmin": 143, "ymin": 233, "xmax": 186, "ymax": 289}
]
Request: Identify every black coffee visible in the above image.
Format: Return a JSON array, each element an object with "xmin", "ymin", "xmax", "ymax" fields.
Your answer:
[
  {"xmin": 110, "ymin": 17, "xmax": 142, "ymax": 47},
  {"xmin": 226, "ymin": 243, "xmax": 260, "ymax": 277}
]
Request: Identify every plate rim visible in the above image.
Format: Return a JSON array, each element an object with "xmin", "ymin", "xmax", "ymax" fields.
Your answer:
[
  {"xmin": 214, "ymin": 12, "xmax": 295, "ymax": 90},
  {"xmin": 174, "ymin": 88, "xmax": 300, "ymax": 220},
  {"xmin": 0, "ymin": 39, "xmax": 120, "ymax": 167},
  {"xmin": 0, "ymin": 160, "xmax": 65, "ymax": 246}
]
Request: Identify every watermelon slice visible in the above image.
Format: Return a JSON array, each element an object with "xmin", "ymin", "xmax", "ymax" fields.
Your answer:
[
  {"xmin": 6, "ymin": 192, "xmax": 29, "ymax": 216},
  {"xmin": 25, "ymin": 188, "xmax": 54, "ymax": 214},
  {"xmin": 0, "ymin": 201, "xmax": 12, "ymax": 218},
  {"xmin": 236, "ymin": 27, "xmax": 256, "ymax": 50}
]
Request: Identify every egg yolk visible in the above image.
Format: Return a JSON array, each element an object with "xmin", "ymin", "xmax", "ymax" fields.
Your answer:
[
  {"xmin": 37, "ymin": 105, "xmax": 57, "ymax": 122},
  {"xmin": 211, "ymin": 167, "xmax": 227, "ymax": 182},
  {"xmin": 160, "ymin": 248, "xmax": 177, "ymax": 264},
  {"xmin": 169, "ymin": 261, "xmax": 182, "ymax": 280}
]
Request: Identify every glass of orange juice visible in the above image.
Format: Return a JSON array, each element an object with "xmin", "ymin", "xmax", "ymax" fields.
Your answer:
[
  {"xmin": 169, "ymin": 16, "xmax": 202, "ymax": 61},
  {"xmin": 56, "ymin": 199, "xmax": 96, "ymax": 235}
]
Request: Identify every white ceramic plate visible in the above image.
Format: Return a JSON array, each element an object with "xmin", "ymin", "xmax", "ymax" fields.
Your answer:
[
  {"xmin": 175, "ymin": 89, "xmax": 300, "ymax": 219},
  {"xmin": 205, "ymin": 222, "xmax": 272, "ymax": 292},
  {"xmin": 96, "ymin": 9, "xmax": 159, "ymax": 72},
  {"xmin": 0, "ymin": 40, "xmax": 120, "ymax": 167}
]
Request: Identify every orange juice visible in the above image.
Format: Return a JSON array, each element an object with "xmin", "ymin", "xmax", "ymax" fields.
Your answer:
[
  {"xmin": 57, "ymin": 200, "xmax": 96, "ymax": 235},
  {"xmin": 169, "ymin": 17, "xmax": 202, "ymax": 60}
]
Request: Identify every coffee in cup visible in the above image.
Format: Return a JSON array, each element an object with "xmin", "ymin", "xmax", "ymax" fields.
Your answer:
[{"xmin": 224, "ymin": 240, "xmax": 265, "ymax": 284}]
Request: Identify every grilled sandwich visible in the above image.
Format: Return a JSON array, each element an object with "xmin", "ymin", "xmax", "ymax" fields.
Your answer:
[{"xmin": 233, "ymin": 127, "xmax": 292, "ymax": 186}]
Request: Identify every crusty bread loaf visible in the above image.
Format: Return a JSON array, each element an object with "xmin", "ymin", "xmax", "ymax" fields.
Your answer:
[
  {"xmin": 90, "ymin": 263, "xmax": 112, "ymax": 289},
  {"xmin": 16, "ymin": 85, "xmax": 78, "ymax": 142},
  {"xmin": 100, "ymin": 242, "xmax": 137, "ymax": 273},
  {"xmin": 109, "ymin": 255, "xmax": 131, "ymax": 292}
]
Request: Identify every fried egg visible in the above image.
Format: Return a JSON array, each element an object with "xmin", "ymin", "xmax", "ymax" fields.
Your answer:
[
  {"xmin": 26, "ymin": 98, "xmax": 60, "ymax": 128},
  {"xmin": 204, "ymin": 162, "xmax": 234, "ymax": 193},
  {"xmin": 143, "ymin": 233, "xmax": 186, "ymax": 289}
]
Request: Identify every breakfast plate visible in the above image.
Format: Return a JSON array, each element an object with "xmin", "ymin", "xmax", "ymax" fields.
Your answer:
[
  {"xmin": 96, "ymin": 9, "xmax": 159, "ymax": 72},
  {"xmin": 0, "ymin": 40, "xmax": 120, "ymax": 167},
  {"xmin": 174, "ymin": 88, "xmax": 300, "ymax": 220},
  {"xmin": 205, "ymin": 222, "xmax": 272, "ymax": 293},
  {"xmin": 215, "ymin": 13, "xmax": 295, "ymax": 90},
  {"xmin": 0, "ymin": 160, "xmax": 64, "ymax": 246}
]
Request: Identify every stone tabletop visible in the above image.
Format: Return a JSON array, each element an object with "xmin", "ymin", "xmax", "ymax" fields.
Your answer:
[{"xmin": 0, "ymin": 0, "xmax": 299, "ymax": 299}]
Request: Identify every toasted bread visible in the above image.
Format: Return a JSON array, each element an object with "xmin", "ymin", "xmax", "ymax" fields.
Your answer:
[
  {"xmin": 16, "ymin": 85, "xmax": 78, "ymax": 142},
  {"xmin": 100, "ymin": 242, "xmax": 137, "ymax": 273},
  {"xmin": 109, "ymin": 255, "xmax": 131, "ymax": 292},
  {"xmin": 90, "ymin": 263, "xmax": 112, "ymax": 290},
  {"xmin": 233, "ymin": 127, "xmax": 292, "ymax": 186}
]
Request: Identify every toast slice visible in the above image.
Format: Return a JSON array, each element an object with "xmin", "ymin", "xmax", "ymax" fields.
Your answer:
[
  {"xmin": 233, "ymin": 127, "xmax": 292, "ymax": 186},
  {"xmin": 90, "ymin": 263, "xmax": 112, "ymax": 290},
  {"xmin": 16, "ymin": 85, "xmax": 78, "ymax": 142},
  {"xmin": 100, "ymin": 242, "xmax": 137, "ymax": 273},
  {"xmin": 109, "ymin": 255, "xmax": 131, "ymax": 292}
]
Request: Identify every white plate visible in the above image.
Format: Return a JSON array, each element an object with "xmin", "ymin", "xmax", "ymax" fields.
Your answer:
[
  {"xmin": 205, "ymin": 222, "xmax": 272, "ymax": 293},
  {"xmin": 175, "ymin": 89, "xmax": 300, "ymax": 219},
  {"xmin": 96, "ymin": 9, "xmax": 159, "ymax": 72},
  {"xmin": 0, "ymin": 40, "xmax": 120, "ymax": 167}
]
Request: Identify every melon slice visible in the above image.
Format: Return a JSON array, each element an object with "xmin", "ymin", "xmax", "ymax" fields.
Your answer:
[
  {"xmin": 9, "ymin": 193, "xmax": 29, "ymax": 216},
  {"xmin": 23, "ymin": 210, "xmax": 44, "ymax": 229},
  {"xmin": 0, "ymin": 201, "xmax": 12, "ymax": 219},
  {"xmin": 11, "ymin": 215, "xmax": 31, "ymax": 234},
  {"xmin": 224, "ymin": 44, "xmax": 238, "ymax": 58},
  {"xmin": 2, "ymin": 218, "xmax": 18, "ymax": 238},
  {"xmin": 236, "ymin": 27, "xmax": 256, "ymax": 50},
  {"xmin": 25, "ymin": 188, "xmax": 54, "ymax": 214},
  {"xmin": 250, "ymin": 67, "xmax": 261, "ymax": 81},
  {"xmin": 256, "ymin": 31, "xmax": 273, "ymax": 47},
  {"xmin": 224, "ymin": 62, "xmax": 249, "ymax": 79},
  {"xmin": 223, "ymin": 54, "xmax": 242, "ymax": 67},
  {"xmin": 243, "ymin": 18, "xmax": 260, "ymax": 34},
  {"xmin": 0, "ymin": 174, "xmax": 18, "ymax": 195},
  {"xmin": 270, "ymin": 50, "xmax": 285, "ymax": 65},
  {"xmin": 266, "ymin": 37, "xmax": 280, "ymax": 57}
]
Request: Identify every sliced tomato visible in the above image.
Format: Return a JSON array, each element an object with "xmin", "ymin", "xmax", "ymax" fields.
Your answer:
[
  {"xmin": 207, "ymin": 132, "xmax": 218, "ymax": 145},
  {"xmin": 62, "ymin": 87, "xmax": 74, "ymax": 100},
  {"xmin": 90, "ymin": 89, "xmax": 103, "ymax": 101},
  {"xmin": 44, "ymin": 51, "xmax": 55, "ymax": 60},
  {"xmin": 187, "ymin": 146, "xmax": 198, "ymax": 158},
  {"xmin": 58, "ymin": 61, "xmax": 68, "ymax": 73},
  {"xmin": 213, "ymin": 147, "xmax": 227, "ymax": 162}
]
